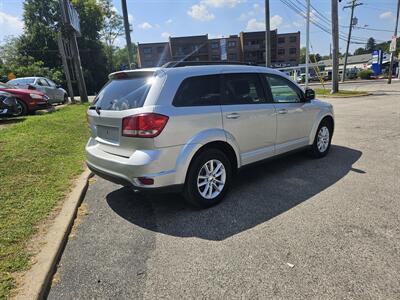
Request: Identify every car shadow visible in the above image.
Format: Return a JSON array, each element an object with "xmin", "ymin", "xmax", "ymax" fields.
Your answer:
[{"xmin": 106, "ymin": 145, "xmax": 362, "ymax": 241}]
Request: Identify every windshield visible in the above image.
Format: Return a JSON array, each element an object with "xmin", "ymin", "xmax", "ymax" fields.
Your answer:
[
  {"xmin": 7, "ymin": 78, "xmax": 35, "ymax": 86},
  {"xmin": 93, "ymin": 73, "xmax": 154, "ymax": 111}
]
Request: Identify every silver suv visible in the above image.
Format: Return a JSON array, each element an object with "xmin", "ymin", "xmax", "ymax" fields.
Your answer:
[{"xmin": 86, "ymin": 64, "xmax": 334, "ymax": 208}]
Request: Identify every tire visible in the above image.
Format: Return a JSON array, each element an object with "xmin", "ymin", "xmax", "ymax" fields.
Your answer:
[
  {"xmin": 12, "ymin": 99, "xmax": 28, "ymax": 117},
  {"xmin": 183, "ymin": 149, "xmax": 232, "ymax": 208},
  {"xmin": 309, "ymin": 119, "xmax": 333, "ymax": 158},
  {"xmin": 62, "ymin": 94, "xmax": 68, "ymax": 104}
]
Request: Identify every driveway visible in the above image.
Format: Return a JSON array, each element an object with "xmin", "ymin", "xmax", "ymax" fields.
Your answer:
[{"xmin": 48, "ymin": 85, "xmax": 400, "ymax": 299}]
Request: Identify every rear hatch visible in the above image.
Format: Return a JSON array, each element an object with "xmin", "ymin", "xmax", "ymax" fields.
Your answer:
[{"xmin": 88, "ymin": 71, "xmax": 159, "ymax": 157}]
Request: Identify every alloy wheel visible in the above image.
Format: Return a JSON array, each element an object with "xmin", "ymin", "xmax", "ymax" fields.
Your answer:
[{"xmin": 197, "ymin": 159, "xmax": 226, "ymax": 199}]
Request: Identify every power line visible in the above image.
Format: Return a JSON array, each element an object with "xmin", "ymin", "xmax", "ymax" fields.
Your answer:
[{"xmin": 279, "ymin": 0, "xmax": 386, "ymax": 45}]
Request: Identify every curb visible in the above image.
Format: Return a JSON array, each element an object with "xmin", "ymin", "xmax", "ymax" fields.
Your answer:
[
  {"xmin": 316, "ymin": 92, "xmax": 371, "ymax": 99},
  {"xmin": 15, "ymin": 169, "xmax": 93, "ymax": 300}
]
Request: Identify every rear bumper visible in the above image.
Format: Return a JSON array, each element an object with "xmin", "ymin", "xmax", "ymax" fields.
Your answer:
[
  {"xmin": 87, "ymin": 163, "xmax": 183, "ymax": 193},
  {"xmin": 85, "ymin": 137, "xmax": 184, "ymax": 190}
]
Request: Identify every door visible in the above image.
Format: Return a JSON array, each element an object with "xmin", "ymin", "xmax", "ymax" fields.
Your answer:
[
  {"xmin": 45, "ymin": 79, "xmax": 63, "ymax": 102},
  {"xmin": 264, "ymin": 74, "xmax": 318, "ymax": 154},
  {"xmin": 36, "ymin": 78, "xmax": 55, "ymax": 103},
  {"xmin": 221, "ymin": 73, "xmax": 276, "ymax": 165}
]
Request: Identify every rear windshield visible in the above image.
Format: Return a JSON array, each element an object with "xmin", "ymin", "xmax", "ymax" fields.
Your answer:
[
  {"xmin": 93, "ymin": 73, "xmax": 154, "ymax": 110},
  {"xmin": 8, "ymin": 78, "xmax": 35, "ymax": 86}
]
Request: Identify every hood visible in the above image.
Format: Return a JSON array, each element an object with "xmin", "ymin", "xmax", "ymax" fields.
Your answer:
[{"xmin": 0, "ymin": 87, "xmax": 45, "ymax": 96}]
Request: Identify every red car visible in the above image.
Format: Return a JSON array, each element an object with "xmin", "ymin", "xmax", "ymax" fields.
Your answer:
[{"xmin": 0, "ymin": 82, "xmax": 50, "ymax": 116}]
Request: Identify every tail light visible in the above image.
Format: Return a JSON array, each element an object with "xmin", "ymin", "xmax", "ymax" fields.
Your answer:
[{"xmin": 122, "ymin": 113, "xmax": 169, "ymax": 138}]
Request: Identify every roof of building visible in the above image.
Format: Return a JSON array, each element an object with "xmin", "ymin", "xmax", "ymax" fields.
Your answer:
[{"xmin": 320, "ymin": 53, "xmax": 372, "ymax": 66}]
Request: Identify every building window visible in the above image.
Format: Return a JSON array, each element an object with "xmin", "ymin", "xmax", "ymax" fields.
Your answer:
[
  {"xmin": 211, "ymin": 42, "xmax": 219, "ymax": 49},
  {"xmin": 277, "ymin": 48, "xmax": 285, "ymax": 55},
  {"xmin": 289, "ymin": 58, "xmax": 297, "ymax": 62},
  {"xmin": 211, "ymin": 55, "xmax": 220, "ymax": 61},
  {"xmin": 228, "ymin": 41, "xmax": 237, "ymax": 48},
  {"xmin": 143, "ymin": 47, "xmax": 152, "ymax": 54},
  {"xmin": 144, "ymin": 54, "xmax": 152, "ymax": 59},
  {"xmin": 289, "ymin": 48, "xmax": 297, "ymax": 55},
  {"xmin": 157, "ymin": 47, "xmax": 165, "ymax": 54},
  {"xmin": 278, "ymin": 37, "xmax": 285, "ymax": 44},
  {"xmin": 228, "ymin": 53, "xmax": 237, "ymax": 60},
  {"xmin": 289, "ymin": 36, "xmax": 297, "ymax": 43}
]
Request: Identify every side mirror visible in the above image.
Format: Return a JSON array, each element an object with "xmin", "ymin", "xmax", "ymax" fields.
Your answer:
[{"xmin": 304, "ymin": 88, "xmax": 315, "ymax": 101}]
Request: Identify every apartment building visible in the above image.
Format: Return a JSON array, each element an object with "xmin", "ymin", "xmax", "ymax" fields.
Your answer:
[
  {"xmin": 275, "ymin": 32, "xmax": 301, "ymax": 66},
  {"xmin": 208, "ymin": 35, "xmax": 241, "ymax": 62},
  {"xmin": 137, "ymin": 42, "xmax": 171, "ymax": 68},
  {"xmin": 169, "ymin": 35, "xmax": 209, "ymax": 62},
  {"xmin": 137, "ymin": 30, "xmax": 300, "ymax": 68}
]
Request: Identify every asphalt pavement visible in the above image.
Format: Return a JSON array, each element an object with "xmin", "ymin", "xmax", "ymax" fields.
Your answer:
[{"xmin": 48, "ymin": 80, "xmax": 400, "ymax": 299}]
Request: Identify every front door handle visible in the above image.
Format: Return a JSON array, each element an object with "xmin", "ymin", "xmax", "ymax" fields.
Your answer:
[
  {"xmin": 226, "ymin": 113, "xmax": 241, "ymax": 119},
  {"xmin": 278, "ymin": 109, "xmax": 288, "ymax": 114}
]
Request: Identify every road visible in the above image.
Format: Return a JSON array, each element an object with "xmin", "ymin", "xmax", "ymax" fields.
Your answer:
[{"xmin": 48, "ymin": 81, "xmax": 400, "ymax": 299}]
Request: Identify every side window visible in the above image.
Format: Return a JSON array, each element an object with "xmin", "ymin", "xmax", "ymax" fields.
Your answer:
[
  {"xmin": 173, "ymin": 75, "xmax": 221, "ymax": 107},
  {"xmin": 265, "ymin": 75, "xmax": 303, "ymax": 103},
  {"xmin": 38, "ymin": 78, "xmax": 49, "ymax": 86},
  {"xmin": 45, "ymin": 79, "xmax": 57, "ymax": 87},
  {"xmin": 222, "ymin": 73, "xmax": 266, "ymax": 105}
]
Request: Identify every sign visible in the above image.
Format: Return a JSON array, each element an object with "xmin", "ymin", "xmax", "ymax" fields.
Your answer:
[
  {"xmin": 7, "ymin": 72, "xmax": 16, "ymax": 81},
  {"xmin": 371, "ymin": 50, "xmax": 383, "ymax": 76},
  {"xmin": 67, "ymin": 1, "xmax": 81, "ymax": 35},
  {"xmin": 390, "ymin": 36, "xmax": 397, "ymax": 52},
  {"xmin": 220, "ymin": 38, "xmax": 227, "ymax": 61}
]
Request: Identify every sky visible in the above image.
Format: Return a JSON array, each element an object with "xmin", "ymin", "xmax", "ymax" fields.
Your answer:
[{"xmin": 0, "ymin": 0, "xmax": 398, "ymax": 55}]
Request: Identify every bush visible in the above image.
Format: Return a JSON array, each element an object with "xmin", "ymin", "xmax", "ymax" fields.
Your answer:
[{"xmin": 358, "ymin": 69, "xmax": 373, "ymax": 80}]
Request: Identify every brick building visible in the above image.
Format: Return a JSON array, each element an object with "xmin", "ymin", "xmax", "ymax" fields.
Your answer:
[
  {"xmin": 137, "ymin": 30, "xmax": 300, "ymax": 68},
  {"xmin": 169, "ymin": 35, "xmax": 209, "ymax": 62},
  {"xmin": 137, "ymin": 42, "xmax": 171, "ymax": 68},
  {"xmin": 208, "ymin": 35, "xmax": 241, "ymax": 62}
]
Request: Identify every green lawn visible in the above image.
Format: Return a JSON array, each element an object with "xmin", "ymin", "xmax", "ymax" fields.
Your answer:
[
  {"xmin": 314, "ymin": 88, "xmax": 369, "ymax": 97},
  {"xmin": 0, "ymin": 105, "xmax": 89, "ymax": 299}
]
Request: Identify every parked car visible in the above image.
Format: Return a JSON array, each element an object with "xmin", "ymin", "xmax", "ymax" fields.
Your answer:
[
  {"xmin": 0, "ymin": 82, "xmax": 50, "ymax": 116},
  {"xmin": 86, "ymin": 64, "xmax": 334, "ymax": 208},
  {"xmin": 7, "ymin": 77, "xmax": 67, "ymax": 104},
  {"xmin": 0, "ymin": 91, "xmax": 19, "ymax": 117}
]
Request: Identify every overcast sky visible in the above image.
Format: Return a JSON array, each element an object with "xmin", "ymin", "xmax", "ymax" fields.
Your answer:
[{"xmin": 0, "ymin": 0, "xmax": 398, "ymax": 55}]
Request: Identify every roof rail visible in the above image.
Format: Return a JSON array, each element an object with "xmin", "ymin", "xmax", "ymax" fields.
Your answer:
[{"xmin": 161, "ymin": 61, "xmax": 258, "ymax": 68}]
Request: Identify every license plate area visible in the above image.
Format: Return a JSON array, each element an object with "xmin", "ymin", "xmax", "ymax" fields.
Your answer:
[{"xmin": 96, "ymin": 125, "xmax": 120, "ymax": 143}]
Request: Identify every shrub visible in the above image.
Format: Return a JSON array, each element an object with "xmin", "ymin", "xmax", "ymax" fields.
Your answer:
[{"xmin": 358, "ymin": 69, "xmax": 373, "ymax": 80}]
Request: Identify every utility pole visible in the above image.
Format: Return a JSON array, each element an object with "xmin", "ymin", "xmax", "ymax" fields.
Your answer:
[
  {"xmin": 342, "ymin": 0, "xmax": 363, "ymax": 82},
  {"xmin": 388, "ymin": 0, "xmax": 400, "ymax": 84},
  {"xmin": 331, "ymin": 0, "xmax": 340, "ymax": 93},
  {"xmin": 265, "ymin": 0, "xmax": 271, "ymax": 67},
  {"xmin": 59, "ymin": 0, "xmax": 88, "ymax": 102},
  {"xmin": 57, "ymin": 34, "xmax": 74, "ymax": 102},
  {"xmin": 305, "ymin": 0, "xmax": 310, "ymax": 88},
  {"xmin": 121, "ymin": 0, "xmax": 134, "ymax": 68}
]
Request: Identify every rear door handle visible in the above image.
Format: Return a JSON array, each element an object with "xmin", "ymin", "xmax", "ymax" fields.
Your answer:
[
  {"xmin": 278, "ymin": 109, "xmax": 288, "ymax": 114},
  {"xmin": 226, "ymin": 113, "xmax": 240, "ymax": 119}
]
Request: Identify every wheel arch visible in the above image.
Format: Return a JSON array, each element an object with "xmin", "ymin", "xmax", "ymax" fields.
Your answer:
[
  {"xmin": 174, "ymin": 129, "xmax": 241, "ymax": 185},
  {"xmin": 308, "ymin": 112, "xmax": 335, "ymax": 145}
]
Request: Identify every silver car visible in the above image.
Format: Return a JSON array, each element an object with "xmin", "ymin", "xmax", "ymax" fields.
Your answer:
[
  {"xmin": 86, "ymin": 64, "xmax": 334, "ymax": 208},
  {"xmin": 7, "ymin": 77, "xmax": 67, "ymax": 104}
]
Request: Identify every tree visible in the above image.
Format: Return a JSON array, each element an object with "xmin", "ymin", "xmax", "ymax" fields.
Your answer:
[
  {"xmin": 99, "ymin": 0, "xmax": 124, "ymax": 72},
  {"xmin": 300, "ymin": 47, "xmax": 306, "ymax": 64},
  {"xmin": 366, "ymin": 37, "xmax": 376, "ymax": 52},
  {"xmin": 19, "ymin": 0, "xmax": 61, "ymax": 68},
  {"xmin": 113, "ymin": 44, "xmax": 138, "ymax": 70},
  {"xmin": 354, "ymin": 47, "xmax": 368, "ymax": 55}
]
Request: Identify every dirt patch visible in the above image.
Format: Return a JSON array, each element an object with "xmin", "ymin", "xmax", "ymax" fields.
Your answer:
[{"xmin": 68, "ymin": 203, "xmax": 89, "ymax": 240}]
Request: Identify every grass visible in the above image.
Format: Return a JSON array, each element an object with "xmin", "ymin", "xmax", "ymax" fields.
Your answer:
[
  {"xmin": 0, "ymin": 104, "xmax": 89, "ymax": 299},
  {"xmin": 314, "ymin": 88, "xmax": 369, "ymax": 97}
]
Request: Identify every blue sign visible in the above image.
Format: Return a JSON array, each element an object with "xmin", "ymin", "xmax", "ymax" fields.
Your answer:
[{"xmin": 371, "ymin": 50, "xmax": 383, "ymax": 76}]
